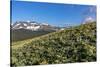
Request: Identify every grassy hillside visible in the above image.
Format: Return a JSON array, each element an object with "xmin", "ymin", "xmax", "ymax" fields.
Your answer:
[
  {"xmin": 11, "ymin": 22, "xmax": 96, "ymax": 66},
  {"xmin": 11, "ymin": 29, "xmax": 55, "ymax": 42}
]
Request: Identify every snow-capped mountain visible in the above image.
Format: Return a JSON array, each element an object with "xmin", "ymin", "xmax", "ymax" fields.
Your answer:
[
  {"xmin": 11, "ymin": 21, "xmax": 62, "ymax": 41},
  {"xmin": 12, "ymin": 21, "xmax": 40, "ymax": 31},
  {"xmin": 11, "ymin": 21, "xmax": 60, "ymax": 31}
]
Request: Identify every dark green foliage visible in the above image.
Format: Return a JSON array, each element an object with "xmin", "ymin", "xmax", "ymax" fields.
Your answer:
[{"xmin": 11, "ymin": 22, "xmax": 96, "ymax": 66}]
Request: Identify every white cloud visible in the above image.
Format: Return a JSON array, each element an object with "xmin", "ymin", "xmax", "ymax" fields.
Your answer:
[{"xmin": 83, "ymin": 16, "xmax": 95, "ymax": 24}]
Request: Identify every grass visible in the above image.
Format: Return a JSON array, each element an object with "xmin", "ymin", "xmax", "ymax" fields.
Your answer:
[{"xmin": 11, "ymin": 22, "xmax": 96, "ymax": 66}]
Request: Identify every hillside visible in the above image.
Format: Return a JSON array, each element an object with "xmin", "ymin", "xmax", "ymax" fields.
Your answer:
[
  {"xmin": 11, "ymin": 29, "xmax": 55, "ymax": 41},
  {"xmin": 11, "ymin": 22, "xmax": 96, "ymax": 66}
]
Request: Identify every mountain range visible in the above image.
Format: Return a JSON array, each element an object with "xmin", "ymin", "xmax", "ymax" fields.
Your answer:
[
  {"xmin": 11, "ymin": 21, "xmax": 62, "ymax": 31},
  {"xmin": 11, "ymin": 21, "xmax": 64, "ymax": 41}
]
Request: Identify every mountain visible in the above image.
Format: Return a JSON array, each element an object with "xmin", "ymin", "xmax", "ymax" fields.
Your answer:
[
  {"xmin": 11, "ymin": 21, "xmax": 62, "ymax": 41},
  {"xmin": 11, "ymin": 22, "xmax": 96, "ymax": 66},
  {"xmin": 12, "ymin": 21, "xmax": 60, "ymax": 31},
  {"xmin": 12, "ymin": 21, "xmax": 40, "ymax": 31}
]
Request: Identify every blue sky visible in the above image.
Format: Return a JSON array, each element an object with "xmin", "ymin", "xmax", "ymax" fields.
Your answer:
[{"xmin": 11, "ymin": 1, "xmax": 96, "ymax": 27}]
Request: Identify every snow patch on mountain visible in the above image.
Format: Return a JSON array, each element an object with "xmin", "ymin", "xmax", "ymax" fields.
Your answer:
[{"xmin": 23, "ymin": 23, "xmax": 27, "ymax": 26}]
